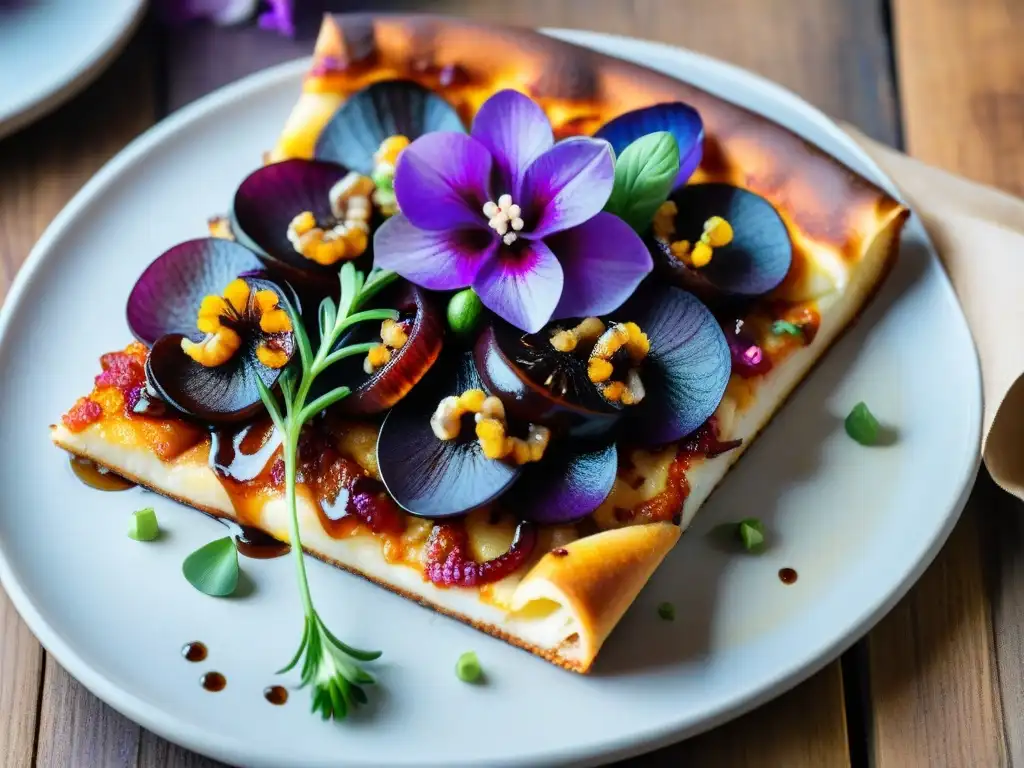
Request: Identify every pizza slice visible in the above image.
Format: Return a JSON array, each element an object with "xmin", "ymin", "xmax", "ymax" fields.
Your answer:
[{"xmin": 51, "ymin": 14, "xmax": 907, "ymax": 677}]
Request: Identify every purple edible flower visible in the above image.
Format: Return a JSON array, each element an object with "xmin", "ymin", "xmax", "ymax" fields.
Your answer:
[
  {"xmin": 153, "ymin": 0, "xmax": 257, "ymax": 25},
  {"xmin": 257, "ymin": 0, "xmax": 294, "ymax": 37},
  {"xmin": 373, "ymin": 90, "xmax": 653, "ymax": 333}
]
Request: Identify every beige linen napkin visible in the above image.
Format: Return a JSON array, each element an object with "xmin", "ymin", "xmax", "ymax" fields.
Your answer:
[{"xmin": 844, "ymin": 126, "xmax": 1024, "ymax": 499}]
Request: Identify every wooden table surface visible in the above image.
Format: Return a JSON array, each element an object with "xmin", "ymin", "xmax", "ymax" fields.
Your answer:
[{"xmin": 2, "ymin": 1, "xmax": 1022, "ymax": 765}]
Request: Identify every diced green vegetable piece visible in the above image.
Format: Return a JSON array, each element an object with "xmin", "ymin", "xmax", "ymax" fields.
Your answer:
[
  {"xmin": 128, "ymin": 507, "xmax": 159, "ymax": 541},
  {"xmin": 657, "ymin": 602, "xmax": 676, "ymax": 621},
  {"xmin": 738, "ymin": 518, "xmax": 765, "ymax": 551},
  {"xmin": 447, "ymin": 288, "xmax": 484, "ymax": 338},
  {"xmin": 771, "ymin": 320, "xmax": 803, "ymax": 337},
  {"xmin": 845, "ymin": 401, "xmax": 880, "ymax": 445},
  {"xmin": 455, "ymin": 651, "xmax": 483, "ymax": 683}
]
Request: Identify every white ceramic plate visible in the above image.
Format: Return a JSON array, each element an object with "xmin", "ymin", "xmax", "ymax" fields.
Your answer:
[
  {"xmin": 0, "ymin": 0, "xmax": 145, "ymax": 140},
  {"xmin": 0, "ymin": 29, "xmax": 981, "ymax": 768}
]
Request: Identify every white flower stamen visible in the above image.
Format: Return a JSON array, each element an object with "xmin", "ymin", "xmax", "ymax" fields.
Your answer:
[{"xmin": 482, "ymin": 194, "xmax": 525, "ymax": 245}]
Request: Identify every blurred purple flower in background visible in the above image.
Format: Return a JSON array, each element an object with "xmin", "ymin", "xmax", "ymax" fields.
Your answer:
[
  {"xmin": 155, "ymin": 0, "xmax": 295, "ymax": 36},
  {"xmin": 257, "ymin": 0, "xmax": 295, "ymax": 36}
]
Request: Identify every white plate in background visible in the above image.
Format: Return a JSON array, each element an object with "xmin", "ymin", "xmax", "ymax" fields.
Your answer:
[{"xmin": 0, "ymin": 0, "xmax": 145, "ymax": 139}]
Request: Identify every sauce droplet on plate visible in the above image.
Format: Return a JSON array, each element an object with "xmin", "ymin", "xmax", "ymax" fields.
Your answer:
[
  {"xmin": 69, "ymin": 456, "xmax": 136, "ymax": 491},
  {"xmin": 200, "ymin": 672, "xmax": 226, "ymax": 692},
  {"xmin": 264, "ymin": 685, "xmax": 288, "ymax": 705},
  {"xmin": 232, "ymin": 524, "xmax": 291, "ymax": 560},
  {"xmin": 181, "ymin": 641, "xmax": 207, "ymax": 662},
  {"xmin": 778, "ymin": 567, "xmax": 798, "ymax": 585}
]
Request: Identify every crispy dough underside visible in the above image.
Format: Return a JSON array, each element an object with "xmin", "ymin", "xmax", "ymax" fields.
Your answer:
[{"xmin": 51, "ymin": 208, "xmax": 905, "ymax": 672}]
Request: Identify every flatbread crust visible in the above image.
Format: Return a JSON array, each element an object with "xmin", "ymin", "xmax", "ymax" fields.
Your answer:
[{"xmin": 50, "ymin": 15, "xmax": 908, "ymax": 673}]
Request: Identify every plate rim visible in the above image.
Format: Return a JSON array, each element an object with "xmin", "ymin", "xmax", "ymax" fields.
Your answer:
[
  {"xmin": 0, "ymin": 28, "xmax": 983, "ymax": 767},
  {"xmin": 0, "ymin": 0, "xmax": 147, "ymax": 141}
]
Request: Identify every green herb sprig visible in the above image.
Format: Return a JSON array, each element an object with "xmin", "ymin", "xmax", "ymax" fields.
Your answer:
[{"xmin": 257, "ymin": 262, "xmax": 398, "ymax": 721}]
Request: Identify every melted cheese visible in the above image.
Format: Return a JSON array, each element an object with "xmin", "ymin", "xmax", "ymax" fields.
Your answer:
[
  {"xmin": 592, "ymin": 445, "xmax": 676, "ymax": 530},
  {"xmin": 335, "ymin": 421, "xmax": 379, "ymax": 477}
]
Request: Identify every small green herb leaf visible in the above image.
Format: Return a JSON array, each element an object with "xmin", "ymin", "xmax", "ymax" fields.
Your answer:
[
  {"xmin": 318, "ymin": 297, "xmax": 337, "ymax": 341},
  {"xmin": 657, "ymin": 602, "xmax": 676, "ymax": 621},
  {"xmin": 738, "ymin": 518, "xmax": 765, "ymax": 552},
  {"xmin": 604, "ymin": 131, "xmax": 679, "ymax": 233},
  {"xmin": 127, "ymin": 507, "xmax": 159, "ymax": 541},
  {"xmin": 455, "ymin": 651, "xmax": 483, "ymax": 683},
  {"xmin": 771, "ymin": 320, "xmax": 803, "ymax": 337},
  {"xmin": 182, "ymin": 537, "xmax": 239, "ymax": 597},
  {"xmin": 447, "ymin": 288, "xmax": 484, "ymax": 338},
  {"xmin": 845, "ymin": 402, "xmax": 880, "ymax": 445}
]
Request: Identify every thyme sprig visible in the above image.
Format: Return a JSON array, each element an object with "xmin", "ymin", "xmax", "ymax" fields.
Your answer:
[{"xmin": 257, "ymin": 262, "xmax": 398, "ymax": 720}]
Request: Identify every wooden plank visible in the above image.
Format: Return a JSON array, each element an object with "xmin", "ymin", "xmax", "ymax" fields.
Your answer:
[
  {"xmin": 980, "ymin": 475, "xmax": 1024, "ymax": 766},
  {"xmin": 0, "ymin": 592, "xmax": 42, "ymax": 768},
  {"xmin": 0, "ymin": 29, "xmax": 156, "ymax": 768},
  {"xmin": 138, "ymin": 732, "xmax": 226, "ymax": 768},
  {"xmin": 866, "ymin": 503, "xmax": 1005, "ymax": 767},
  {"xmin": 163, "ymin": 0, "xmax": 900, "ymax": 144},
  {"xmin": 867, "ymin": 1, "xmax": 1024, "ymax": 765},
  {"xmin": 34, "ymin": 659, "xmax": 141, "ymax": 768},
  {"xmin": 663, "ymin": 661, "xmax": 850, "ymax": 767},
  {"xmin": 893, "ymin": 0, "xmax": 1024, "ymax": 195}
]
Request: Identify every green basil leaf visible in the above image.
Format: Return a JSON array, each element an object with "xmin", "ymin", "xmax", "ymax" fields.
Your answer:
[
  {"xmin": 604, "ymin": 131, "xmax": 680, "ymax": 233},
  {"xmin": 182, "ymin": 536, "xmax": 239, "ymax": 597}
]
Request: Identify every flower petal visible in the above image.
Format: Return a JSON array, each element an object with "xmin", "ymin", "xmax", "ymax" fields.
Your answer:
[
  {"xmin": 232, "ymin": 158, "xmax": 356, "ymax": 279},
  {"xmin": 594, "ymin": 102, "xmax": 704, "ymax": 188},
  {"xmin": 620, "ymin": 286, "xmax": 731, "ymax": 444},
  {"xmin": 377, "ymin": 350, "xmax": 521, "ymax": 518},
  {"xmin": 315, "ymin": 80, "xmax": 466, "ymax": 175},
  {"xmin": 144, "ymin": 275, "xmax": 296, "ymax": 424},
  {"xmin": 654, "ymin": 183, "xmax": 792, "ymax": 297},
  {"xmin": 127, "ymin": 238, "xmax": 264, "ymax": 346},
  {"xmin": 472, "ymin": 240, "xmax": 563, "ymax": 334},
  {"xmin": 519, "ymin": 137, "xmax": 614, "ymax": 238},
  {"xmin": 393, "ymin": 132, "xmax": 493, "ymax": 231},
  {"xmin": 146, "ymin": 333, "xmax": 286, "ymax": 423},
  {"xmin": 508, "ymin": 442, "xmax": 618, "ymax": 525},
  {"xmin": 470, "ymin": 89, "xmax": 554, "ymax": 197},
  {"xmin": 373, "ymin": 214, "xmax": 498, "ymax": 291},
  {"xmin": 548, "ymin": 212, "xmax": 653, "ymax": 320}
]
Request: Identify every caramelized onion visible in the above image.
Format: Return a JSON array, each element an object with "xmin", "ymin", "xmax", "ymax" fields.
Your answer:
[
  {"xmin": 424, "ymin": 520, "xmax": 537, "ymax": 587},
  {"xmin": 336, "ymin": 283, "xmax": 443, "ymax": 414}
]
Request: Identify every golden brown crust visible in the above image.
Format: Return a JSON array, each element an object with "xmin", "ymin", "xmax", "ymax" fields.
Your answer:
[
  {"xmin": 276, "ymin": 13, "xmax": 906, "ymax": 266},
  {"xmin": 512, "ymin": 523, "xmax": 681, "ymax": 669},
  {"xmin": 51, "ymin": 428, "xmax": 596, "ymax": 671}
]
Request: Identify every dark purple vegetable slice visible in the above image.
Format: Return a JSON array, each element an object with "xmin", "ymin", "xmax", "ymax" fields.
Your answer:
[
  {"xmin": 474, "ymin": 322, "xmax": 620, "ymax": 439},
  {"xmin": 329, "ymin": 283, "xmax": 444, "ymax": 414},
  {"xmin": 593, "ymin": 102, "xmax": 704, "ymax": 189},
  {"xmin": 126, "ymin": 238, "xmax": 263, "ymax": 346},
  {"xmin": 231, "ymin": 159, "xmax": 376, "ymax": 285},
  {"xmin": 506, "ymin": 441, "xmax": 617, "ymax": 524},
  {"xmin": 619, "ymin": 286, "xmax": 731, "ymax": 444},
  {"xmin": 144, "ymin": 275, "xmax": 296, "ymax": 424},
  {"xmin": 651, "ymin": 183, "xmax": 792, "ymax": 298},
  {"xmin": 315, "ymin": 80, "xmax": 466, "ymax": 174},
  {"xmin": 377, "ymin": 351, "xmax": 521, "ymax": 518}
]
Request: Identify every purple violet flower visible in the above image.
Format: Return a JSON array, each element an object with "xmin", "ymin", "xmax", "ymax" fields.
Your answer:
[
  {"xmin": 257, "ymin": 0, "xmax": 294, "ymax": 37},
  {"xmin": 373, "ymin": 90, "xmax": 653, "ymax": 334},
  {"xmin": 154, "ymin": 0, "xmax": 257, "ymax": 25}
]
